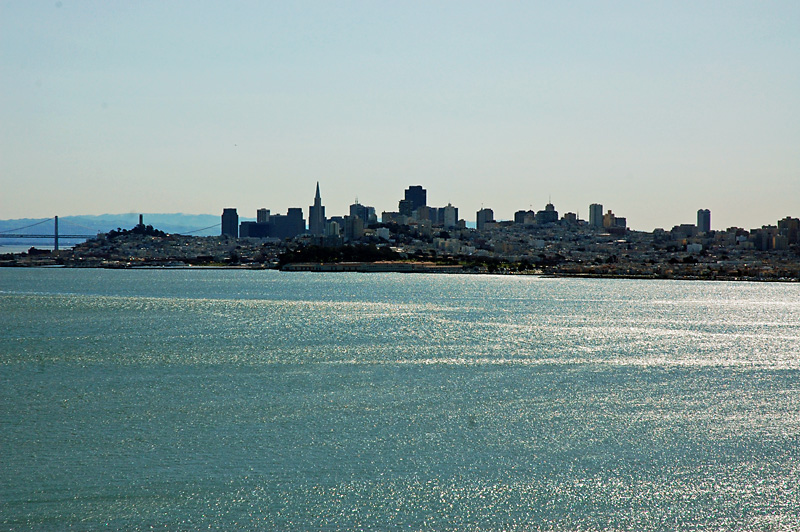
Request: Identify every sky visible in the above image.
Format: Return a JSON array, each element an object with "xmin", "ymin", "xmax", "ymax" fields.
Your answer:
[{"xmin": 1, "ymin": 1, "xmax": 798, "ymax": 231}]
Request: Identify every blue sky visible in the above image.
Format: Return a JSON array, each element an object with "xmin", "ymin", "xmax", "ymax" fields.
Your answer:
[{"xmin": 2, "ymin": 1, "xmax": 798, "ymax": 230}]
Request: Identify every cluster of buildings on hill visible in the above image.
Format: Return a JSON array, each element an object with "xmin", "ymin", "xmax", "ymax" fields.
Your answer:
[
  {"xmin": 205, "ymin": 183, "xmax": 800, "ymax": 278},
  {"xmin": 216, "ymin": 183, "xmax": 800, "ymax": 255},
  {"xmin": 5, "ymin": 182, "xmax": 798, "ymax": 279}
]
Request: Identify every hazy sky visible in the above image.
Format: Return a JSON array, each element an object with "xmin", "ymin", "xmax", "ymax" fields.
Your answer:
[{"xmin": 2, "ymin": 1, "xmax": 798, "ymax": 230}]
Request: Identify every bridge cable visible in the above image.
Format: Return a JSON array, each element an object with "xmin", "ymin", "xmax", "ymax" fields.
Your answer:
[
  {"xmin": 178, "ymin": 223, "xmax": 222, "ymax": 235},
  {"xmin": 0, "ymin": 218, "xmax": 54, "ymax": 234}
]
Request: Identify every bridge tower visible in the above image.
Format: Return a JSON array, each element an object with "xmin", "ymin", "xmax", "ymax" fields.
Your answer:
[{"xmin": 54, "ymin": 216, "xmax": 59, "ymax": 251}]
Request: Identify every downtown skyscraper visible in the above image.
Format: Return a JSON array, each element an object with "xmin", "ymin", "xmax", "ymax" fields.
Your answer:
[{"xmin": 308, "ymin": 182, "xmax": 326, "ymax": 236}]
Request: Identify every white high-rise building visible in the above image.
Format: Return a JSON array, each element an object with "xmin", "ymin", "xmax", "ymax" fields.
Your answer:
[{"xmin": 443, "ymin": 203, "xmax": 457, "ymax": 229}]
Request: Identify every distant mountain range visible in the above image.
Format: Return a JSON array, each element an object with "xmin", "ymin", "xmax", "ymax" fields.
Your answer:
[{"xmin": 0, "ymin": 213, "xmax": 232, "ymax": 244}]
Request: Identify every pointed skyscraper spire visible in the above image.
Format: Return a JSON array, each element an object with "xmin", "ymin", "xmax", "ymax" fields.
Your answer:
[{"xmin": 309, "ymin": 182, "xmax": 326, "ymax": 236}]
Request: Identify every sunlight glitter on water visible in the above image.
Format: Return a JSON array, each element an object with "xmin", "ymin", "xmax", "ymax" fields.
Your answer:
[{"xmin": 2, "ymin": 269, "xmax": 800, "ymax": 530}]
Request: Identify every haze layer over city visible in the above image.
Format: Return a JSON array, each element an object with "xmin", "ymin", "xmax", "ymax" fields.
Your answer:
[{"xmin": 2, "ymin": 2, "xmax": 798, "ymax": 231}]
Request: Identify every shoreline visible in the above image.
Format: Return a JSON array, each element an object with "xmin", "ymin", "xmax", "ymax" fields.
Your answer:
[{"xmin": 2, "ymin": 260, "xmax": 797, "ymax": 283}]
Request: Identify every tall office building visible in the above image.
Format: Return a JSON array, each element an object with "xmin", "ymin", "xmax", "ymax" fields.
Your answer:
[
  {"xmin": 221, "ymin": 208, "xmax": 238, "ymax": 237},
  {"xmin": 239, "ymin": 221, "xmax": 270, "ymax": 238},
  {"xmin": 398, "ymin": 199, "xmax": 413, "ymax": 217},
  {"xmin": 514, "ymin": 210, "xmax": 532, "ymax": 224},
  {"xmin": 476, "ymin": 208, "xmax": 494, "ymax": 231},
  {"xmin": 241, "ymin": 208, "xmax": 270, "ymax": 238},
  {"xmin": 603, "ymin": 210, "xmax": 616, "ymax": 229},
  {"xmin": 535, "ymin": 202, "xmax": 559, "ymax": 224},
  {"xmin": 350, "ymin": 201, "xmax": 368, "ymax": 222},
  {"xmin": 697, "ymin": 209, "xmax": 711, "ymax": 233},
  {"xmin": 589, "ymin": 204, "xmax": 604, "ymax": 228},
  {"xmin": 778, "ymin": 217, "xmax": 800, "ymax": 244},
  {"xmin": 344, "ymin": 215, "xmax": 364, "ymax": 241},
  {"xmin": 349, "ymin": 201, "xmax": 377, "ymax": 224},
  {"xmin": 404, "ymin": 185, "xmax": 427, "ymax": 212},
  {"xmin": 269, "ymin": 208, "xmax": 306, "ymax": 240},
  {"xmin": 443, "ymin": 204, "xmax": 457, "ymax": 229},
  {"xmin": 413, "ymin": 205, "xmax": 430, "ymax": 222},
  {"xmin": 308, "ymin": 182, "xmax": 326, "ymax": 236}
]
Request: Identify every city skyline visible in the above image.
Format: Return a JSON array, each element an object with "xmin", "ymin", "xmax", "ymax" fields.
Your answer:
[
  {"xmin": 2, "ymin": 178, "xmax": 797, "ymax": 235},
  {"xmin": 219, "ymin": 180, "xmax": 791, "ymax": 235},
  {"xmin": 2, "ymin": 2, "xmax": 798, "ymax": 231}
]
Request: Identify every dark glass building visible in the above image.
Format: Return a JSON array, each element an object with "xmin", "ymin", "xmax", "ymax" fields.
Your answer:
[
  {"xmin": 269, "ymin": 208, "xmax": 305, "ymax": 240},
  {"xmin": 476, "ymin": 208, "xmax": 494, "ymax": 231},
  {"xmin": 239, "ymin": 221, "xmax": 270, "ymax": 238},
  {"xmin": 697, "ymin": 209, "xmax": 711, "ymax": 234},
  {"xmin": 404, "ymin": 185, "xmax": 427, "ymax": 212},
  {"xmin": 221, "ymin": 208, "xmax": 239, "ymax": 237}
]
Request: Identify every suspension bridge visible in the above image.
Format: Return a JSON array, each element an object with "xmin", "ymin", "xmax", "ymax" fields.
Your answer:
[
  {"xmin": 0, "ymin": 216, "xmax": 221, "ymax": 251},
  {"xmin": 0, "ymin": 217, "xmax": 96, "ymax": 250}
]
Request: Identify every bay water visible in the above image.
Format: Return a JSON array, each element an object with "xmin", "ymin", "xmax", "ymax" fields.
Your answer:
[{"xmin": 1, "ymin": 269, "xmax": 799, "ymax": 530}]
